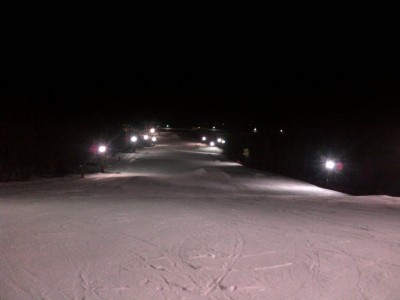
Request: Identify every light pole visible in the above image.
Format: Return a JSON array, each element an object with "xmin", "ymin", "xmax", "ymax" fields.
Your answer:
[
  {"xmin": 325, "ymin": 160, "xmax": 335, "ymax": 187},
  {"xmin": 131, "ymin": 136, "xmax": 138, "ymax": 153},
  {"xmin": 98, "ymin": 145, "xmax": 107, "ymax": 173}
]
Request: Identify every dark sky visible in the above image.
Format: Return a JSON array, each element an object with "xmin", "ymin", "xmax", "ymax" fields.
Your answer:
[{"xmin": 2, "ymin": 36, "xmax": 399, "ymax": 129}]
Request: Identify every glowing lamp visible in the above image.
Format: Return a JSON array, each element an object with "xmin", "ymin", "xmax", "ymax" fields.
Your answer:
[
  {"xmin": 98, "ymin": 145, "xmax": 107, "ymax": 153},
  {"xmin": 325, "ymin": 160, "xmax": 335, "ymax": 170}
]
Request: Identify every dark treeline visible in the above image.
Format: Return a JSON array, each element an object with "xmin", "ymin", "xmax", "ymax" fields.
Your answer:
[
  {"xmin": 0, "ymin": 110, "xmax": 123, "ymax": 181},
  {"xmin": 223, "ymin": 117, "xmax": 400, "ymax": 196}
]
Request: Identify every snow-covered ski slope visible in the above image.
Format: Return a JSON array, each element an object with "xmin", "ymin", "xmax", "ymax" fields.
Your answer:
[{"xmin": 1, "ymin": 133, "xmax": 400, "ymax": 299}]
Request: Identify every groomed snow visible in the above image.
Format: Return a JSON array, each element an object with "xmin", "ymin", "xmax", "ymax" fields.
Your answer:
[{"xmin": 1, "ymin": 133, "xmax": 400, "ymax": 299}]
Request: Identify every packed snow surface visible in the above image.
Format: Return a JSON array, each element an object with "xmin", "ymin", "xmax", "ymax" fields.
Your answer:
[{"xmin": 1, "ymin": 133, "xmax": 400, "ymax": 299}]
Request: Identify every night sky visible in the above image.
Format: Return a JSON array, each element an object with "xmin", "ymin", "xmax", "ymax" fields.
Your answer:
[{"xmin": 1, "ymin": 39, "xmax": 399, "ymax": 130}]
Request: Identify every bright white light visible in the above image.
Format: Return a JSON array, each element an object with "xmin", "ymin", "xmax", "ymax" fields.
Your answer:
[
  {"xmin": 280, "ymin": 129, "xmax": 283, "ymax": 133},
  {"xmin": 209, "ymin": 141, "xmax": 215, "ymax": 146},
  {"xmin": 150, "ymin": 128, "xmax": 155, "ymax": 134},
  {"xmin": 166, "ymin": 125, "xmax": 169, "ymax": 128},
  {"xmin": 131, "ymin": 136, "xmax": 138, "ymax": 142},
  {"xmin": 151, "ymin": 136, "xmax": 157, "ymax": 142},
  {"xmin": 143, "ymin": 135, "xmax": 149, "ymax": 140},
  {"xmin": 202, "ymin": 136, "xmax": 207, "ymax": 141},
  {"xmin": 212, "ymin": 126, "xmax": 216, "ymax": 129},
  {"xmin": 222, "ymin": 140, "xmax": 226, "ymax": 144},
  {"xmin": 325, "ymin": 160, "xmax": 335, "ymax": 169},
  {"xmin": 254, "ymin": 128, "xmax": 257, "ymax": 132},
  {"xmin": 98, "ymin": 145, "xmax": 106, "ymax": 153},
  {"xmin": 217, "ymin": 138, "xmax": 222, "ymax": 143}
]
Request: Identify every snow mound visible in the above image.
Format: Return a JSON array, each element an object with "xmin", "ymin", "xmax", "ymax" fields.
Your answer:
[
  {"xmin": 206, "ymin": 170, "xmax": 231, "ymax": 181},
  {"xmin": 192, "ymin": 168, "xmax": 231, "ymax": 181},
  {"xmin": 254, "ymin": 173, "xmax": 266, "ymax": 178},
  {"xmin": 193, "ymin": 168, "xmax": 207, "ymax": 176}
]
